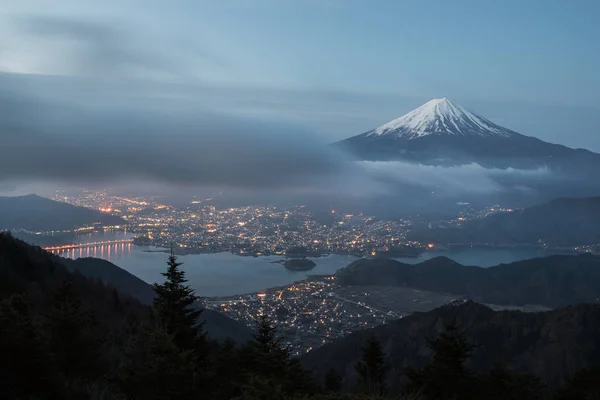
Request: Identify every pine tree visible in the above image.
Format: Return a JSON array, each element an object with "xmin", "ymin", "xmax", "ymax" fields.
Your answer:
[
  {"xmin": 247, "ymin": 315, "xmax": 290, "ymax": 378},
  {"xmin": 354, "ymin": 336, "xmax": 387, "ymax": 396},
  {"xmin": 236, "ymin": 375, "xmax": 286, "ymax": 400},
  {"xmin": 149, "ymin": 251, "xmax": 212, "ymax": 396},
  {"xmin": 213, "ymin": 338, "xmax": 244, "ymax": 400},
  {"xmin": 556, "ymin": 365, "xmax": 600, "ymax": 400},
  {"xmin": 325, "ymin": 368, "xmax": 343, "ymax": 393},
  {"xmin": 480, "ymin": 362, "xmax": 544, "ymax": 400},
  {"xmin": 112, "ymin": 287, "xmax": 123, "ymax": 313},
  {"xmin": 46, "ymin": 281, "xmax": 104, "ymax": 380},
  {"xmin": 241, "ymin": 315, "xmax": 316, "ymax": 397},
  {"xmin": 0, "ymin": 295, "xmax": 62, "ymax": 398},
  {"xmin": 152, "ymin": 250, "xmax": 205, "ymax": 351},
  {"xmin": 253, "ymin": 314, "xmax": 281, "ymax": 350},
  {"xmin": 288, "ymin": 356, "xmax": 317, "ymax": 395},
  {"xmin": 405, "ymin": 320, "xmax": 477, "ymax": 400},
  {"xmin": 118, "ymin": 323, "xmax": 199, "ymax": 400}
]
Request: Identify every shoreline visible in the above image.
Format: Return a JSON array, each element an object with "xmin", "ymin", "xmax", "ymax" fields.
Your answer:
[
  {"xmin": 203, "ymin": 274, "xmax": 335, "ymax": 301},
  {"xmin": 139, "ymin": 246, "xmax": 425, "ymax": 259},
  {"xmin": 139, "ymin": 243, "xmax": 591, "ymax": 259},
  {"xmin": 437, "ymin": 243, "xmax": 587, "ymax": 254}
]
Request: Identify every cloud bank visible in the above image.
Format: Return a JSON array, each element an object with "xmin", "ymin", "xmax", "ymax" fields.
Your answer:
[{"xmin": 0, "ymin": 72, "xmax": 554, "ymax": 201}]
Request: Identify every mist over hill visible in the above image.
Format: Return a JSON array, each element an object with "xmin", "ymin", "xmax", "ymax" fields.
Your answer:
[{"xmin": 333, "ymin": 99, "xmax": 600, "ymax": 210}]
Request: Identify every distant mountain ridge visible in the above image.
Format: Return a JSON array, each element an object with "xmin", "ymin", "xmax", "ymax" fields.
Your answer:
[
  {"xmin": 336, "ymin": 254, "xmax": 600, "ymax": 308},
  {"xmin": 0, "ymin": 194, "xmax": 123, "ymax": 231},
  {"xmin": 412, "ymin": 196, "xmax": 600, "ymax": 247},
  {"xmin": 302, "ymin": 301, "xmax": 600, "ymax": 387}
]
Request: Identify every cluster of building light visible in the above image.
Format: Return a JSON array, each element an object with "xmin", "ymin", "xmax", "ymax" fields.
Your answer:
[
  {"xmin": 205, "ymin": 277, "xmax": 395, "ymax": 354},
  {"xmin": 54, "ymin": 190, "xmax": 599, "ymax": 255}
]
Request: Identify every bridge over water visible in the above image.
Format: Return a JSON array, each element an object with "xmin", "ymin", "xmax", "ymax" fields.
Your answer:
[
  {"xmin": 43, "ymin": 239, "xmax": 134, "ymax": 251},
  {"xmin": 44, "ymin": 239, "xmax": 134, "ymax": 261}
]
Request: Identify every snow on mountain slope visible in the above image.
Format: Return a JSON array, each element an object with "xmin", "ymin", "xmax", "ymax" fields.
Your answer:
[{"xmin": 367, "ymin": 98, "xmax": 515, "ymax": 139}]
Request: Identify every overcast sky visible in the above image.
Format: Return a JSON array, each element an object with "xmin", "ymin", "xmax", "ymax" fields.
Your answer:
[{"xmin": 0, "ymin": 0, "xmax": 598, "ymax": 198}]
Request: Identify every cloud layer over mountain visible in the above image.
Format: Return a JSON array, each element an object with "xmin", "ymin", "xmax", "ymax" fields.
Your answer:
[{"xmin": 0, "ymin": 16, "xmax": 554, "ymax": 202}]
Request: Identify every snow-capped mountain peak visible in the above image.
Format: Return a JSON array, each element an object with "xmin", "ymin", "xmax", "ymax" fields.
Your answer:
[{"xmin": 368, "ymin": 98, "xmax": 514, "ymax": 139}]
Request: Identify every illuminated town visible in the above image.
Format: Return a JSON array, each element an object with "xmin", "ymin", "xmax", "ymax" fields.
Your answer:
[
  {"xmin": 204, "ymin": 276, "xmax": 455, "ymax": 354},
  {"xmin": 51, "ymin": 189, "xmax": 427, "ymax": 257},
  {"xmin": 48, "ymin": 188, "xmax": 595, "ymax": 255}
]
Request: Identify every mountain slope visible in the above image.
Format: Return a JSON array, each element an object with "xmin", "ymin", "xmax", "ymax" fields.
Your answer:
[
  {"xmin": 411, "ymin": 196, "xmax": 600, "ymax": 247},
  {"xmin": 302, "ymin": 301, "xmax": 600, "ymax": 386},
  {"xmin": 64, "ymin": 257, "xmax": 157, "ymax": 304},
  {"xmin": 335, "ymin": 98, "xmax": 600, "ymax": 174},
  {"xmin": 0, "ymin": 232, "xmax": 251, "ymax": 342},
  {"xmin": 64, "ymin": 257, "xmax": 253, "ymax": 343},
  {"xmin": 0, "ymin": 231, "xmax": 147, "ymax": 324},
  {"xmin": 336, "ymin": 254, "xmax": 600, "ymax": 308},
  {"xmin": 0, "ymin": 194, "xmax": 123, "ymax": 231}
]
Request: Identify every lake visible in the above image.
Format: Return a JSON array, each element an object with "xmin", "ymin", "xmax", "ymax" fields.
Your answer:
[{"xmin": 51, "ymin": 231, "xmax": 572, "ymax": 297}]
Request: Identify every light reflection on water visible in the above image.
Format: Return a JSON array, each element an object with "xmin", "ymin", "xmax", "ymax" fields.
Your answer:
[{"xmin": 50, "ymin": 242, "xmax": 132, "ymax": 262}]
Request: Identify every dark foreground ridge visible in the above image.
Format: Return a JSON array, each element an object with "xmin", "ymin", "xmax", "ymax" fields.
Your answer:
[
  {"xmin": 0, "ymin": 232, "xmax": 251, "ymax": 342},
  {"xmin": 337, "ymin": 253, "xmax": 600, "ymax": 307},
  {"xmin": 303, "ymin": 300, "xmax": 600, "ymax": 389},
  {"xmin": 63, "ymin": 257, "xmax": 252, "ymax": 342},
  {"xmin": 2, "ymin": 231, "xmax": 600, "ymax": 399}
]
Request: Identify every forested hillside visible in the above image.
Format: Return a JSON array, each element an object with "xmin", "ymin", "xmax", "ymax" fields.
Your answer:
[
  {"xmin": 64, "ymin": 257, "xmax": 252, "ymax": 342},
  {"xmin": 2, "ymin": 232, "xmax": 599, "ymax": 399},
  {"xmin": 303, "ymin": 301, "xmax": 600, "ymax": 390},
  {"xmin": 337, "ymin": 254, "xmax": 600, "ymax": 307}
]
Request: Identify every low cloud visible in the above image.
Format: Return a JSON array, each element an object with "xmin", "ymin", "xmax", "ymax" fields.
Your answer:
[
  {"xmin": 0, "ymin": 74, "xmax": 552, "ymax": 202},
  {"xmin": 0, "ymin": 88, "xmax": 343, "ymax": 189},
  {"xmin": 358, "ymin": 161, "xmax": 550, "ymax": 196}
]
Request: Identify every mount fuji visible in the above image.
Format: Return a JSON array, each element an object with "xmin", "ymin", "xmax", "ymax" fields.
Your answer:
[
  {"xmin": 335, "ymin": 98, "xmax": 600, "ymax": 175},
  {"xmin": 362, "ymin": 97, "xmax": 514, "ymax": 139}
]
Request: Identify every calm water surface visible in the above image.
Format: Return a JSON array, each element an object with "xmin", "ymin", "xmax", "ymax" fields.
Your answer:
[{"xmin": 51, "ymin": 231, "xmax": 571, "ymax": 296}]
